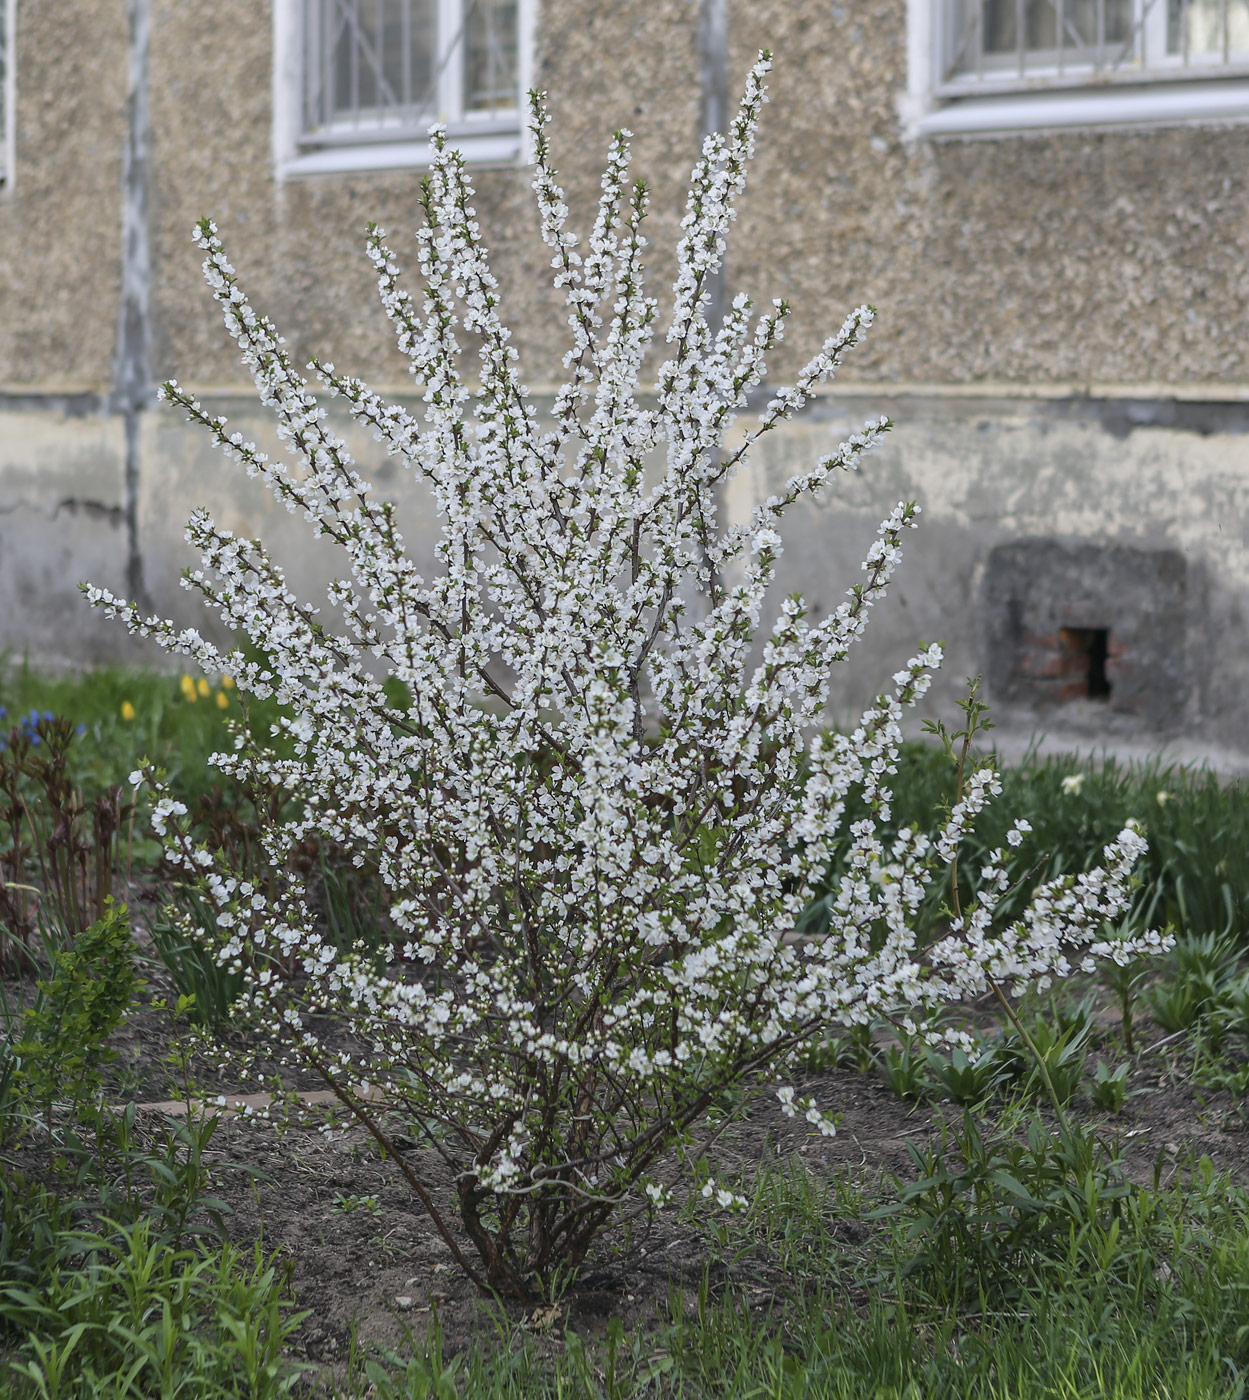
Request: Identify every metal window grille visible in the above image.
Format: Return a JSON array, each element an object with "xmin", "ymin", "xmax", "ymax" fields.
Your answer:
[
  {"xmin": 300, "ymin": 0, "xmax": 519, "ymax": 144},
  {"xmin": 938, "ymin": 0, "xmax": 1249, "ymax": 90}
]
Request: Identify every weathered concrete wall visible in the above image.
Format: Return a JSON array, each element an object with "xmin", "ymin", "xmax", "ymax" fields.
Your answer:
[
  {"xmin": 1, "ymin": 0, "xmax": 1247, "ymax": 762},
  {"xmin": 137, "ymin": 0, "xmax": 1249, "ymax": 392},
  {"xmin": 0, "ymin": 1, "xmax": 127, "ymax": 388},
  {"xmin": 725, "ymin": 393, "xmax": 1249, "ymax": 749},
  {"xmin": 4, "ymin": 1, "xmax": 1249, "ymax": 390},
  {"xmin": 726, "ymin": 0, "xmax": 1249, "ymax": 387},
  {"xmin": 2, "ymin": 380, "xmax": 1246, "ymax": 756},
  {"xmin": 144, "ymin": 0, "xmax": 700, "ymax": 389},
  {"xmin": 0, "ymin": 403, "xmax": 135, "ymax": 663}
]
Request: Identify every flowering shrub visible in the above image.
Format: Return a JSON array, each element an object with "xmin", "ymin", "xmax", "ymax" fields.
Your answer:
[{"xmin": 85, "ymin": 56, "xmax": 1164, "ymax": 1298}]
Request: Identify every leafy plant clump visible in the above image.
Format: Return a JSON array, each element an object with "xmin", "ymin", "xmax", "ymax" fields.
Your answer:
[
  {"xmin": 3, "ymin": 901, "xmax": 136, "ymax": 1144},
  {"xmin": 85, "ymin": 56, "xmax": 1165, "ymax": 1299}
]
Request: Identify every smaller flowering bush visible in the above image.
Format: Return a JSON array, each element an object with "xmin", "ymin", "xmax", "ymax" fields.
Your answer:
[
  {"xmin": 0, "ymin": 710, "xmax": 81, "ymax": 750},
  {"xmin": 86, "ymin": 56, "xmax": 1165, "ymax": 1298},
  {"xmin": 0, "ymin": 713, "xmax": 128, "ymax": 960}
]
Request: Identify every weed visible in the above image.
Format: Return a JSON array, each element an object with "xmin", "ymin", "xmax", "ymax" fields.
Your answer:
[
  {"xmin": 996, "ymin": 1012, "xmax": 1092, "ymax": 1108},
  {"xmin": 803, "ymin": 747, "xmax": 1249, "ymax": 953},
  {"xmin": 148, "ymin": 892, "xmax": 248, "ymax": 1029},
  {"xmin": 924, "ymin": 1044, "xmax": 1008, "ymax": 1107},
  {"xmin": 1102, "ymin": 951, "xmax": 1151, "ymax": 1054},
  {"xmin": 870, "ymin": 1113, "xmax": 1138, "ymax": 1305},
  {"xmin": 801, "ymin": 1022, "xmax": 877, "ymax": 1074},
  {"xmin": 879, "ymin": 1037, "xmax": 928, "ymax": 1101},
  {"xmin": 334, "ymin": 1193, "xmax": 382, "ymax": 1217},
  {"xmin": 1088, "ymin": 1059, "xmax": 1131, "ymax": 1113},
  {"xmin": 363, "ymin": 1327, "xmax": 462, "ymax": 1400},
  {"xmin": 339, "ymin": 1150, "xmax": 1249, "ymax": 1399},
  {"xmin": 0, "ymin": 714, "xmax": 131, "ymax": 965}
]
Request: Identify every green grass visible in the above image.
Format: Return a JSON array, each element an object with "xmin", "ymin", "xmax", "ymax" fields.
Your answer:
[
  {"xmin": 1, "ymin": 1217, "xmax": 306, "ymax": 1399},
  {"xmin": 803, "ymin": 741, "xmax": 1249, "ymax": 951},
  {"xmin": 6, "ymin": 663, "xmax": 1249, "ymax": 1396},
  {"xmin": 9, "ymin": 1124, "xmax": 1247, "ymax": 1399},
  {"xmin": 10, "ymin": 659, "xmax": 1249, "ymax": 952},
  {"xmin": 0, "ymin": 656, "xmax": 286, "ymax": 805},
  {"xmin": 327, "ymin": 1142, "xmax": 1249, "ymax": 1399}
]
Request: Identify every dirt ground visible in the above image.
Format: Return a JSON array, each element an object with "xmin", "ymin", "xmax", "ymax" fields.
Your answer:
[{"xmin": 10, "ymin": 933, "xmax": 1249, "ymax": 1371}]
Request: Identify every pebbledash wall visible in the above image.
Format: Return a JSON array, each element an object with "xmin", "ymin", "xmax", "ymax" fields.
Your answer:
[{"xmin": 2, "ymin": 0, "xmax": 1249, "ymax": 761}]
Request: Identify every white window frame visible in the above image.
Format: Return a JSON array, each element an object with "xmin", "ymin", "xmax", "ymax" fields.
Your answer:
[
  {"xmin": 904, "ymin": 0, "xmax": 1249, "ymax": 137},
  {"xmin": 273, "ymin": 0, "xmax": 535, "ymax": 179},
  {"xmin": 0, "ymin": 0, "xmax": 15, "ymax": 190}
]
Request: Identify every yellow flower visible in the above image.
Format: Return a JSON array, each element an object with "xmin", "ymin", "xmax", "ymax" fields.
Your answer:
[
  {"xmin": 196, "ymin": 677, "xmax": 210, "ymax": 698},
  {"xmin": 180, "ymin": 674, "xmax": 197, "ymax": 702},
  {"xmin": 120, "ymin": 700, "xmax": 136, "ymax": 722},
  {"xmin": 221, "ymin": 673, "xmax": 235, "ymax": 690},
  {"xmin": 216, "ymin": 689, "xmax": 229, "ymax": 710},
  {"xmin": 1060, "ymin": 773, "xmax": 1085, "ymax": 795},
  {"xmin": 1156, "ymin": 790, "xmax": 1172, "ymax": 806}
]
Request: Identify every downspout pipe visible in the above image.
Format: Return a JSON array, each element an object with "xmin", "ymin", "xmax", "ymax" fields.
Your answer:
[
  {"xmin": 697, "ymin": 0, "xmax": 728, "ymax": 334},
  {"xmin": 112, "ymin": 0, "xmax": 152, "ymax": 611}
]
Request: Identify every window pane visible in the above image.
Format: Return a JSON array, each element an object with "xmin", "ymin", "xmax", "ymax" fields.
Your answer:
[
  {"xmin": 313, "ymin": 0, "xmax": 435, "ymax": 125},
  {"xmin": 979, "ymin": 0, "xmax": 1134, "ymax": 52},
  {"xmin": 960, "ymin": 0, "xmax": 1138, "ymax": 69},
  {"xmin": 1169, "ymin": 0, "xmax": 1249, "ymax": 53},
  {"xmin": 465, "ymin": 0, "xmax": 519, "ymax": 112},
  {"xmin": 1027, "ymin": 1, "xmax": 1057, "ymax": 48},
  {"xmin": 1105, "ymin": 0, "xmax": 1133, "ymax": 42}
]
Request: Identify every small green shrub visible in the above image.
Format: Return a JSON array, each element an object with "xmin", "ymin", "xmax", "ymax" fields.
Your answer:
[
  {"xmin": 878, "ymin": 1037, "xmax": 927, "ymax": 1101},
  {"xmin": 1210, "ymin": 971, "xmax": 1249, "ymax": 1043},
  {"xmin": 6, "ymin": 900, "xmax": 136, "ymax": 1137},
  {"xmin": 1147, "ymin": 933, "xmax": 1242, "ymax": 1036},
  {"xmin": 0, "ymin": 1172, "xmax": 68, "ymax": 1315}
]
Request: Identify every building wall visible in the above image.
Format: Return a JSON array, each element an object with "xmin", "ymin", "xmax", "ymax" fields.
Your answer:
[
  {"xmin": 0, "ymin": 1, "xmax": 1246, "ymax": 759},
  {"xmin": 727, "ymin": 0, "xmax": 1249, "ymax": 387}
]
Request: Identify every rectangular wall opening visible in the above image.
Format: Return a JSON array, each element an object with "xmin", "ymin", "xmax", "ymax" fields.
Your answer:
[{"xmin": 1059, "ymin": 627, "xmax": 1112, "ymax": 700}]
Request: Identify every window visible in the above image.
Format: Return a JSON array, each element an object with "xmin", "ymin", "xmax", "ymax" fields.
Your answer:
[
  {"xmin": 274, "ymin": 0, "xmax": 534, "ymax": 177},
  {"xmin": 907, "ymin": 0, "xmax": 1249, "ymax": 136}
]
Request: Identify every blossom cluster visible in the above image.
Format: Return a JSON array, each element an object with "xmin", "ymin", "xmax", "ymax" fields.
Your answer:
[{"xmin": 85, "ymin": 54, "xmax": 1163, "ymax": 1298}]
